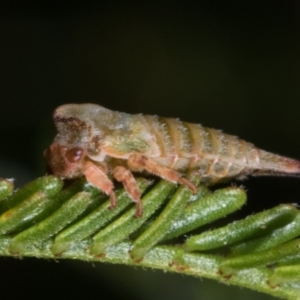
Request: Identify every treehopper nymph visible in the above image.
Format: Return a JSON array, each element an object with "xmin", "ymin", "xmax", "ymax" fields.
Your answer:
[{"xmin": 44, "ymin": 104, "xmax": 300, "ymax": 217}]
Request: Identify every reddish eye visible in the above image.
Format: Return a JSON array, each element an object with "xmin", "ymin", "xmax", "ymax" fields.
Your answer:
[{"xmin": 66, "ymin": 147, "xmax": 84, "ymax": 162}]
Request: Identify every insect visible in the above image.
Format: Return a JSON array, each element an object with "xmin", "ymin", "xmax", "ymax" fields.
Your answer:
[{"xmin": 44, "ymin": 103, "xmax": 300, "ymax": 217}]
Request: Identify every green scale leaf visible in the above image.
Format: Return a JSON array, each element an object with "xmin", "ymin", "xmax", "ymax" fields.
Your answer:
[{"xmin": 0, "ymin": 177, "xmax": 300, "ymax": 299}]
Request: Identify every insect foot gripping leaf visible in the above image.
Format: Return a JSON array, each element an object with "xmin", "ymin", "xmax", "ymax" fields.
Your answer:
[{"xmin": 44, "ymin": 103, "xmax": 300, "ymax": 216}]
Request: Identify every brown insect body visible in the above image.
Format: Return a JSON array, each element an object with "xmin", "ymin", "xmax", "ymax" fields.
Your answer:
[{"xmin": 45, "ymin": 104, "xmax": 300, "ymax": 216}]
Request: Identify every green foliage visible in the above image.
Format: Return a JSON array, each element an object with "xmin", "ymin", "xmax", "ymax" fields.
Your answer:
[{"xmin": 0, "ymin": 176, "xmax": 300, "ymax": 299}]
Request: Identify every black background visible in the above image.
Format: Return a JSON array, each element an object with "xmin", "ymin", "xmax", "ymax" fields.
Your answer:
[{"xmin": 0, "ymin": 2, "xmax": 299, "ymax": 299}]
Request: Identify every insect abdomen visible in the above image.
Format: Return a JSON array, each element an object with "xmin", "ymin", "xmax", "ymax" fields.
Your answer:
[{"xmin": 139, "ymin": 115, "xmax": 300, "ymax": 182}]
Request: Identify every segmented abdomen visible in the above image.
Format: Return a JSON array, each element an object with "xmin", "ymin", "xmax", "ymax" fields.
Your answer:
[{"xmin": 138, "ymin": 114, "xmax": 300, "ymax": 183}]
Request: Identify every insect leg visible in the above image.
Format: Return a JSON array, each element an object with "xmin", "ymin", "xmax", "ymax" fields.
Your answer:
[
  {"xmin": 128, "ymin": 153, "xmax": 198, "ymax": 193},
  {"xmin": 82, "ymin": 161, "xmax": 116, "ymax": 208},
  {"xmin": 113, "ymin": 166, "xmax": 142, "ymax": 217}
]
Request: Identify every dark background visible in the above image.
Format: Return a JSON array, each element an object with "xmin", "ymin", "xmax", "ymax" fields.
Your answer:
[{"xmin": 0, "ymin": 2, "xmax": 299, "ymax": 299}]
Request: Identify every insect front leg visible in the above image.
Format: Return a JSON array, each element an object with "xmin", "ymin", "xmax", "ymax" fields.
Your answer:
[
  {"xmin": 128, "ymin": 153, "xmax": 198, "ymax": 193},
  {"xmin": 82, "ymin": 161, "xmax": 116, "ymax": 208},
  {"xmin": 113, "ymin": 166, "xmax": 142, "ymax": 217}
]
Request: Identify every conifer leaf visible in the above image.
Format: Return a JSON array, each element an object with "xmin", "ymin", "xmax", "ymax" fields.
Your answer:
[{"xmin": 0, "ymin": 176, "xmax": 299, "ymax": 299}]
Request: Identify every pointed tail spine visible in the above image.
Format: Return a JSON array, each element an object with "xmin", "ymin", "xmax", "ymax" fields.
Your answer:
[{"xmin": 255, "ymin": 149, "xmax": 300, "ymax": 176}]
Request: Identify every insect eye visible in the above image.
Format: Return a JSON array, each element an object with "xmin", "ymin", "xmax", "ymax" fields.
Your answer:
[{"xmin": 66, "ymin": 147, "xmax": 84, "ymax": 162}]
